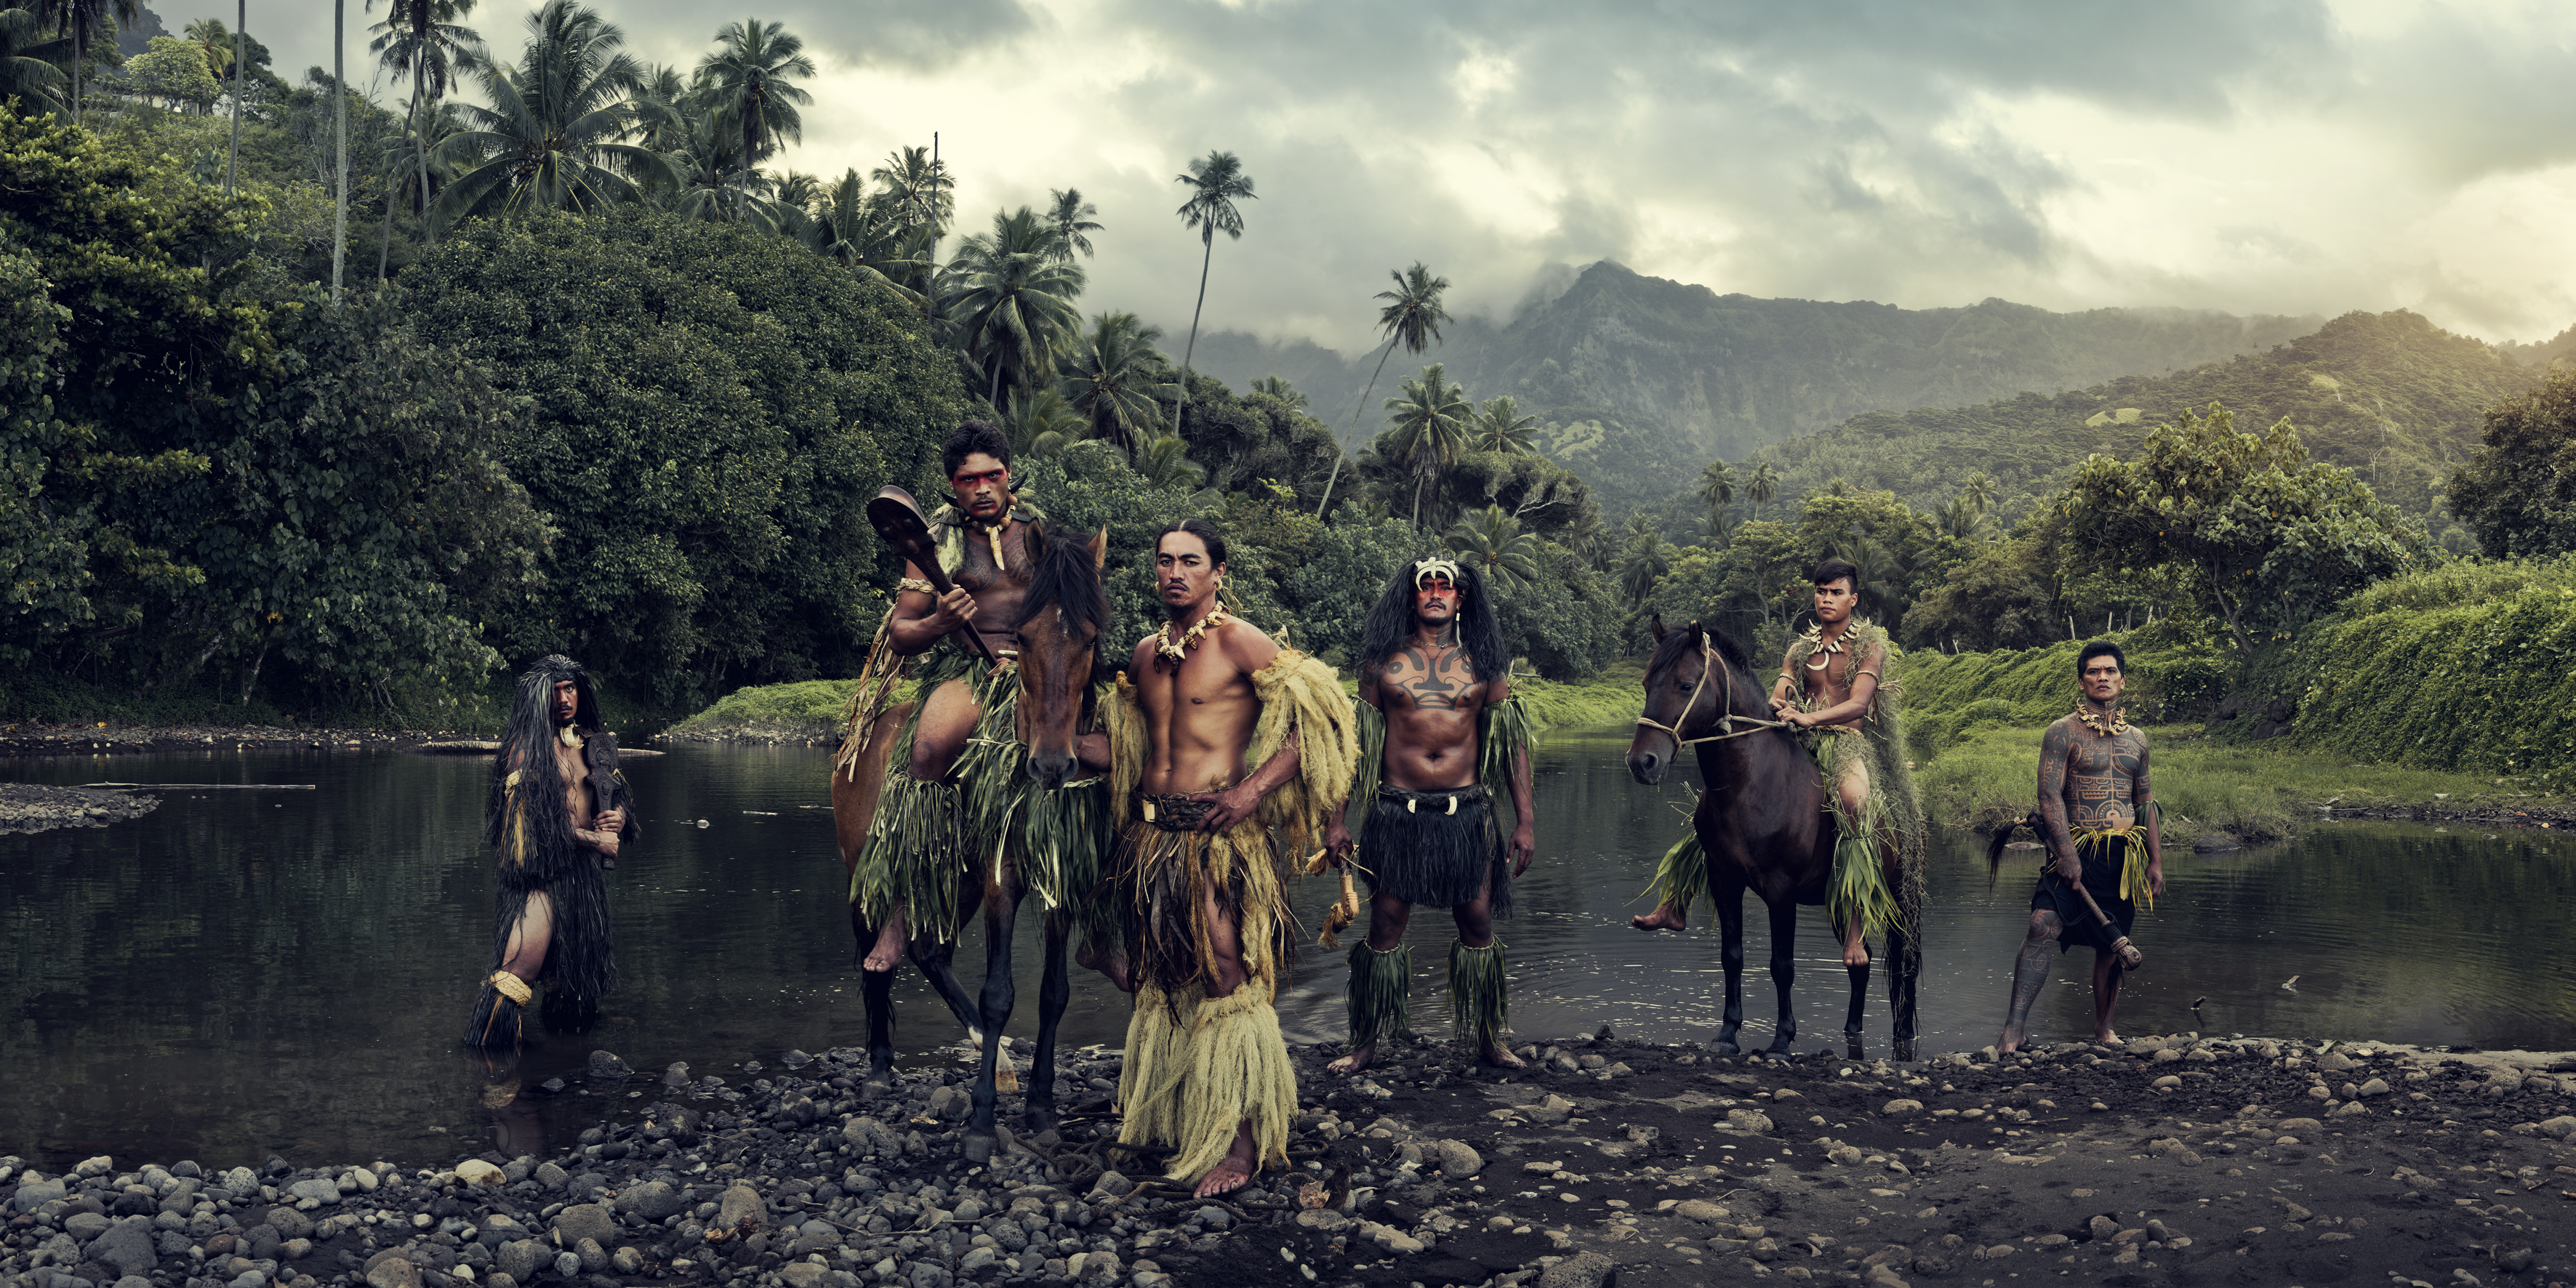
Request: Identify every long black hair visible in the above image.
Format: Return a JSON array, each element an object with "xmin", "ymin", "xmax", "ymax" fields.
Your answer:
[
  {"xmin": 484, "ymin": 654, "xmax": 602, "ymax": 850},
  {"xmin": 1358, "ymin": 558, "xmax": 1509, "ymax": 681}
]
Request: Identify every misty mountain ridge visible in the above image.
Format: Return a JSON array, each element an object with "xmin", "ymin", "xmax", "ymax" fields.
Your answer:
[{"xmin": 1168, "ymin": 259, "xmax": 2323, "ymax": 506}]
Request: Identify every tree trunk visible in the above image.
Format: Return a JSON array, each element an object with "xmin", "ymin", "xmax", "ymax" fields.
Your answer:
[
  {"xmin": 2207, "ymin": 566, "xmax": 2257, "ymax": 655},
  {"xmin": 331, "ymin": 0, "xmax": 347, "ymax": 307},
  {"xmin": 227, "ymin": 0, "xmax": 243, "ymax": 194},
  {"xmin": 1314, "ymin": 334, "xmax": 1399, "ymax": 518},
  {"xmin": 412, "ymin": 45, "xmax": 433, "ymax": 247},
  {"xmin": 377, "ymin": 161, "xmax": 394, "ymax": 280},
  {"xmin": 1176, "ymin": 230, "xmax": 1212, "ymax": 440}
]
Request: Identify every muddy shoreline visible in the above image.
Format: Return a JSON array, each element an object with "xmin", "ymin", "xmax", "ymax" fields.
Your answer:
[
  {"xmin": 0, "ymin": 723, "xmax": 449, "ymax": 760},
  {"xmin": 0, "ymin": 782, "xmax": 159, "ymax": 834},
  {"xmin": 6, "ymin": 1031, "xmax": 2570, "ymax": 1288}
]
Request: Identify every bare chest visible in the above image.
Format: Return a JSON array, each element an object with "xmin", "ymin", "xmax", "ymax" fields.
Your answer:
[{"xmin": 951, "ymin": 526, "xmax": 1030, "ymax": 643}]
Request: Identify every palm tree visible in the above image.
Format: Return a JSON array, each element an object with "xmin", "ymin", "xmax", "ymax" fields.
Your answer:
[
  {"xmin": 1696, "ymin": 459, "xmax": 1735, "ymax": 542},
  {"xmin": 226, "ymin": 0, "xmax": 241, "ymax": 188},
  {"xmin": 182, "ymin": 17, "xmax": 230, "ymax": 102},
  {"xmin": 802, "ymin": 167, "xmax": 929, "ymax": 305},
  {"xmin": 1745, "ymin": 460, "xmax": 1780, "ymax": 521},
  {"xmin": 1056, "ymin": 311, "xmax": 1179, "ymax": 454},
  {"xmin": 872, "ymin": 144, "xmax": 950, "ymax": 234},
  {"xmin": 33, "ymin": 0, "xmax": 134, "ymax": 121},
  {"xmin": 430, "ymin": 0, "xmax": 672, "ymax": 228},
  {"xmin": 941, "ymin": 206, "xmax": 1083, "ymax": 408},
  {"xmin": 998, "ymin": 388, "xmax": 1084, "ymax": 462},
  {"xmin": 1960, "ymin": 471, "xmax": 1995, "ymax": 515},
  {"xmin": 1445, "ymin": 504, "xmax": 1543, "ymax": 592},
  {"xmin": 1471, "ymin": 395, "xmax": 1536, "ymax": 456},
  {"xmin": 1384, "ymin": 363, "xmax": 1474, "ymax": 532},
  {"xmin": 332, "ymin": 0, "xmax": 347, "ymax": 305},
  {"xmin": 662, "ymin": 105, "xmax": 780, "ymax": 228},
  {"xmin": 697, "ymin": 17, "xmax": 811, "ymax": 223},
  {"xmin": 1616, "ymin": 520, "xmax": 1670, "ymax": 607},
  {"xmin": 1134, "ymin": 433, "xmax": 1207, "ymax": 491},
  {"xmin": 1316, "ymin": 262, "xmax": 1450, "ymax": 517},
  {"xmin": 1047, "ymin": 187, "xmax": 1099, "ymax": 259},
  {"xmin": 367, "ymin": 0, "xmax": 484, "ymax": 250},
  {"xmin": 1169, "ymin": 149, "xmax": 1253, "ymax": 438},
  {"xmin": 1249, "ymin": 375, "xmax": 1305, "ymax": 410},
  {"xmin": 0, "ymin": 9, "xmax": 73, "ymax": 115}
]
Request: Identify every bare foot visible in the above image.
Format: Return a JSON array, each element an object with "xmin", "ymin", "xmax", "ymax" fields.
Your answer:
[
  {"xmin": 2097, "ymin": 1030, "xmax": 2124, "ymax": 1047},
  {"xmin": 1477, "ymin": 1040, "xmax": 1525, "ymax": 1070},
  {"xmin": 1629, "ymin": 901, "xmax": 1688, "ymax": 932},
  {"xmin": 1192, "ymin": 1122, "xmax": 1258, "ymax": 1199},
  {"xmin": 1997, "ymin": 1025, "xmax": 2026, "ymax": 1055},
  {"xmin": 1842, "ymin": 938, "xmax": 1870, "ymax": 968},
  {"xmin": 862, "ymin": 914, "xmax": 906, "ymax": 973},
  {"xmin": 1325, "ymin": 1042, "xmax": 1376, "ymax": 1076}
]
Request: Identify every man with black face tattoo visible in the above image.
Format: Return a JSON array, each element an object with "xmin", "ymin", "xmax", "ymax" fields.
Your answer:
[
  {"xmin": 1997, "ymin": 640, "xmax": 2164, "ymax": 1052},
  {"xmin": 465, "ymin": 655, "xmax": 635, "ymax": 1047}
]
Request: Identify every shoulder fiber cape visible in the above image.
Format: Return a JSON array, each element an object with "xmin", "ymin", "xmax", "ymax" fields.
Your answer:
[{"xmin": 1107, "ymin": 640, "xmax": 1360, "ymax": 855}]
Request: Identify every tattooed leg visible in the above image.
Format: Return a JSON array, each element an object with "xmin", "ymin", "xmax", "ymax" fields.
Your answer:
[
  {"xmin": 2092, "ymin": 946, "xmax": 2127, "ymax": 1045},
  {"xmin": 1997, "ymin": 909, "xmax": 2061, "ymax": 1053}
]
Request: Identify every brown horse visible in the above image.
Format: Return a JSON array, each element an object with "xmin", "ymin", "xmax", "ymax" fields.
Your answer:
[
  {"xmin": 830, "ymin": 523, "xmax": 1111, "ymax": 1161},
  {"xmin": 1626, "ymin": 618, "xmax": 1920, "ymax": 1060}
]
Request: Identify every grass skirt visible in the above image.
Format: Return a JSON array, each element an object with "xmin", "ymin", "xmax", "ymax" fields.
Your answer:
[
  {"xmin": 1115, "ymin": 799, "xmax": 1288, "ymax": 1000},
  {"xmin": 1356, "ymin": 784, "xmax": 1511, "ymax": 915},
  {"xmin": 1117, "ymin": 981, "xmax": 1296, "ymax": 1183}
]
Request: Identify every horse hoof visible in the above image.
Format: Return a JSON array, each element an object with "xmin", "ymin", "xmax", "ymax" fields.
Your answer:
[
  {"xmin": 1707, "ymin": 1037, "xmax": 1740, "ymax": 1057},
  {"xmin": 960, "ymin": 1132, "xmax": 996, "ymax": 1165},
  {"xmin": 1024, "ymin": 1105, "xmax": 1060, "ymax": 1134},
  {"xmin": 860, "ymin": 1067, "xmax": 894, "ymax": 1098},
  {"xmin": 1893, "ymin": 1040, "xmax": 1916, "ymax": 1062}
]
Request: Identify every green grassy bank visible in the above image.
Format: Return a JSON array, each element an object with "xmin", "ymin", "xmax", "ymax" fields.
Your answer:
[{"xmin": 666, "ymin": 667, "xmax": 1647, "ymax": 744}]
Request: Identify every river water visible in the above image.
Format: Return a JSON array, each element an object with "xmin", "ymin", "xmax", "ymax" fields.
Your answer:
[{"xmin": 4, "ymin": 728, "xmax": 2571, "ymax": 1172}]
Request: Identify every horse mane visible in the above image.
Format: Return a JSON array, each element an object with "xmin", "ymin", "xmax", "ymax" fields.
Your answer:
[
  {"xmin": 1013, "ymin": 521, "xmax": 1109, "ymax": 637},
  {"xmin": 1646, "ymin": 621, "xmax": 1755, "ymax": 683}
]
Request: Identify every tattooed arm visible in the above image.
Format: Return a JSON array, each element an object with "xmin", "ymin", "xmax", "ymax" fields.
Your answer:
[
  {"xmin": 2133, "ymin": 734, "xmax": 2164, "ymax": 895},
  {"xmin": 2034, "ymin": 719, "xmax": 2079, "ymax": 881}
]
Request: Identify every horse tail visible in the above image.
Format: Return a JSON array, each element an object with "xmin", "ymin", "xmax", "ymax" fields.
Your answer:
[{"xmin": 1985, "ymin": 811, "xmax": 2042, "ymax": 890}]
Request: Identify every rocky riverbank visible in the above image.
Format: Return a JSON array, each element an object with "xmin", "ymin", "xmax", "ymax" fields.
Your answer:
[
  {"xmin": 6, "ymin": 1032, "xmax": 2572, "ymax": 1288},
  {"xmin": 0, "ymin": 724, "xmax": 445, "ymax": 759},
  {"xmin": 0, "ymin": 784, "xmax": 158, "ymax": 834}
]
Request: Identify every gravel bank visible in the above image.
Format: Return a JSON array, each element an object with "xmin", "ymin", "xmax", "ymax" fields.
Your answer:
[
  {"xmin": 6, "ymin": 1032, "xmax": 2572, "ymax": 1288},
  {"xmin": 0, "ymin": 784, "xmax": 159, "ymax": 834},
  {"xmin": 0, "ymin": 725, "xmax": 444, "ymax": 759}
]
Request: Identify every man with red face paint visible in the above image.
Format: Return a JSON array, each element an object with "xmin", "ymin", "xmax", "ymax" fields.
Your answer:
[
  {"xmin": 1323, "ymin": 557, "xmax": 1536, "ymax": 1074},
  {"xmin": 848, "ymin": 422, "xmax": 1107, "ymax": 1082},
  {"xmin": 1099, "ymin": 518, "xmax": 1359, "ymax": 1199}
]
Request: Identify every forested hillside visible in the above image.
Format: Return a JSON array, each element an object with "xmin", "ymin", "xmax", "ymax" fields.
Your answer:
[
  {"xmin": 1758, "ymin": 309, "xmax": 2538, "ymax": 536},
  {"xmin": 1181, "ymin": 260, "xmax": 2318, "ymax": 508}
]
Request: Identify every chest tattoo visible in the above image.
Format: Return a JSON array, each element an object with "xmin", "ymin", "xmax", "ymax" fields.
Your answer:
[
  {"xmin": 1387, "ymin": 644, "xmax": 1473, "ymax": 712},
  {"xmin": 2067, "ymin": 730, "xmax": 2146, "ymax": 827}
]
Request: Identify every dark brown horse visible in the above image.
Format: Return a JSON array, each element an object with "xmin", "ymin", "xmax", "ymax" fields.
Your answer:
[
  {"xmin": 830, "ymin": 523, "xmax": 1110, "ymax": 1161},
  {"xmin": 1626, "ymin": 618, "xmax": 1920, "ymax": 1060}
]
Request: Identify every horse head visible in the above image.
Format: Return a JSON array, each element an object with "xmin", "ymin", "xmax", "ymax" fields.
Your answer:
[
  {"xmin": 1628, "ymin": 615, "xmax": 1764, "ymax": 784},
  {"xmin": 1012, "ymin": 523, "xmax": 1110, "ymax": 789}
]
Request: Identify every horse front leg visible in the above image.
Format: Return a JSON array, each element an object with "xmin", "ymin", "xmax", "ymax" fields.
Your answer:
[
  {"xmin": 1887, "ymin": 909, "xmax": 1919, "ymax": 1063},
  {"xmin": 1842, "ymin": 920, "xmax": 1872, "ymax": 1060},
  {"xmin": 1712, "ymin": 871, "xmax": 1746, "ymax": 1055},
  {"xmin": 857, "ymin": 900, "xmax": 898, "ymax": 1095},
  {"xmin": 1026, "ymin": 912, "xmax": 1072, "ymax": 1135},
  {"xmin": 1760, "ymin": 895, "xmax": 1799, "ymax": 1058},
  {"xmin": 962, "ymin": 874, "xmax": 1021, "ymax": 1165}
]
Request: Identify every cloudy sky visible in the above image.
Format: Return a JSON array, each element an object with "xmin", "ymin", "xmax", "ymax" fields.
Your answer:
[{"xmin": 171, "ymin": 0, "xmax": 2576, "ymax": 351}]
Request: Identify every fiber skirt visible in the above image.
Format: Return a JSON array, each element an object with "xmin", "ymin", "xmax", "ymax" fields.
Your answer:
[
  {"xmin": 1356, "ymin": 784, "xmax": 1511, "ymax": 917},
  {"xmin": 2032, "ymin": 834, "xmax": 2135, "ymax": 956}
]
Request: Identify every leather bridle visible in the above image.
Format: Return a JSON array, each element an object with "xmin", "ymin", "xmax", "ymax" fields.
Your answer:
[{"xmin": 1634, "ymin": 637, "xmax": 1795, "ymax": 751}]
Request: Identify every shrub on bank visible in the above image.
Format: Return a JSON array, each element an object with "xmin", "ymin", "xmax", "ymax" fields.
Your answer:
[{"xmin": 1901, "ymin": 633, "xmax": 2230, "ymax": 761}]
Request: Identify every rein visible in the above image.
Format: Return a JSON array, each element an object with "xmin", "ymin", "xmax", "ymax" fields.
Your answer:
[{"xmin": 1634, "ymin": 639, "xmax": 1795, "ymax": 749}]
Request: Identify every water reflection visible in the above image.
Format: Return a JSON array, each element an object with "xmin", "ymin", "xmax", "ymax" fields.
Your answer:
[{"xmin": 2, "ymin": 730, "xmax": 2570, "ymax": 1172}]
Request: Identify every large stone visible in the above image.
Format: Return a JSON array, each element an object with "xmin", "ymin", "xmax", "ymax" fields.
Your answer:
[
  {"xmin": 715, "ymin": 1184, "xmax": 763, "ymax": 1231},
  {"xmin": 265, "ymin": 1207, "xmax": 313, "ymax": 1240},
  {"xmin": 550, "ymin": 1204, "xmax": 615, "ymax": 1251},
  {"xmin": 1538, "ymin": 1250, "xmax": 1614, "ymax": 1288},
  {"xmin": 841, "ymin": 1118, "xmax": 902, "ymax": 1157},
  {"xmin": 63, "ymin": 1212, "xmax": 111, "ymax": 1241},
  {"xmin": 366, "ymin": 1257, "xmax": 422, "ymax": 1288},
  {"xmin": 89, "ymin": 1217, "xmax": 160, "ymax": 1276},
  {"xmin": 1673, "ymin": 1199, "xmax": 1730, "ymax": 1223},
  {"xmin": 454, "ymin": 1161, "xmax": 505, "ymax": 1189},
  {"xmin": 12, "ymin": 1179, "xmax": 67, "ymax": 1213},
  {"xmin": 1725, "ymin": 1108, "xmax": 1775, "ymax": 1134},
  {"xmin": 574, "ymin": 1238, "xmax": 609, "ymax": 1273},
  {"xmin": 926, "ymin": 1087, "xmax": 969, "ymax": 1122},
  {"xmin": 1429, "ymin": 1140, "xmax": 1482, "ymax": 1178},
  {"xmin": 1527, "ymin": 1095, "xmax": 1578, "ymax": 1125},
  {"xmin": 495, "ymin": 1240, "xmax": 544, "ymax": 1282},
  {"xmin": 220, "ymin": 1167, "xmax": 260, "ymax": 1198},
  {"xmin": 615, "ymin": 1180, "xmax": 688, "ymax": 1222},
  {"xmin": 586, "ymin": 1051, "xmax": 631, "ymax": 1080},
  {"xmin": 789, "ymin": 1221, "xmax": 840, "ymax": 1256},
  {"xmin": 532, "ymin": 1162, "xmax": 569, "ymax": 1191},
  {"xmin": 1879, "ymin": 1099, "xmax": 1924, "ymax": 1118},
  {"xmin": 781, "ymin": 1263, "xmax": 830, "ymax": 1288},
  {"xmin": 286, "ymin": 1179, "xmax": 340, "ymax": 1205}
]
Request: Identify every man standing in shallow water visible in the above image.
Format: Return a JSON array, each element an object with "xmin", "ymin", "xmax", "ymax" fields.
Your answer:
[
  {"xmin": 1102, "ymin": 518, "xmax": 1357, "ymax": 1199},
  {"xmin": 1998, "ymin": 640, "xmax": 2164, "ymax": 1052}
]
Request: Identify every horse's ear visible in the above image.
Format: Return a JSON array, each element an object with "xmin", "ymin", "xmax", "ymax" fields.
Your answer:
[
  {"xmin": 1688, "ymin": 620, "xmax": 1704, "ymax": 643},
  {"xmin": 1088, "ymin": 526, "xmax": 1108, "ymax": 570},
  {"xmin": 1650, "ymin": 614, "xmax": 1667, "ymax": 643}
]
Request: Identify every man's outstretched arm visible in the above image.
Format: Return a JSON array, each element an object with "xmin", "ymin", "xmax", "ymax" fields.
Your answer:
[{"xmin": 2034, "ymin": 721, "xmax": 2077, "ymax": 881}]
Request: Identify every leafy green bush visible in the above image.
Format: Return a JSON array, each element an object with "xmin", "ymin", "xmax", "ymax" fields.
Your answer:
[
  {"xmin": 2292, "ymin": 573, "xmax": 2576, "ymax": 787},
  {"xmin": 1901, "ymin": 633, "xmax": 2228, "ymax": 760}
]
